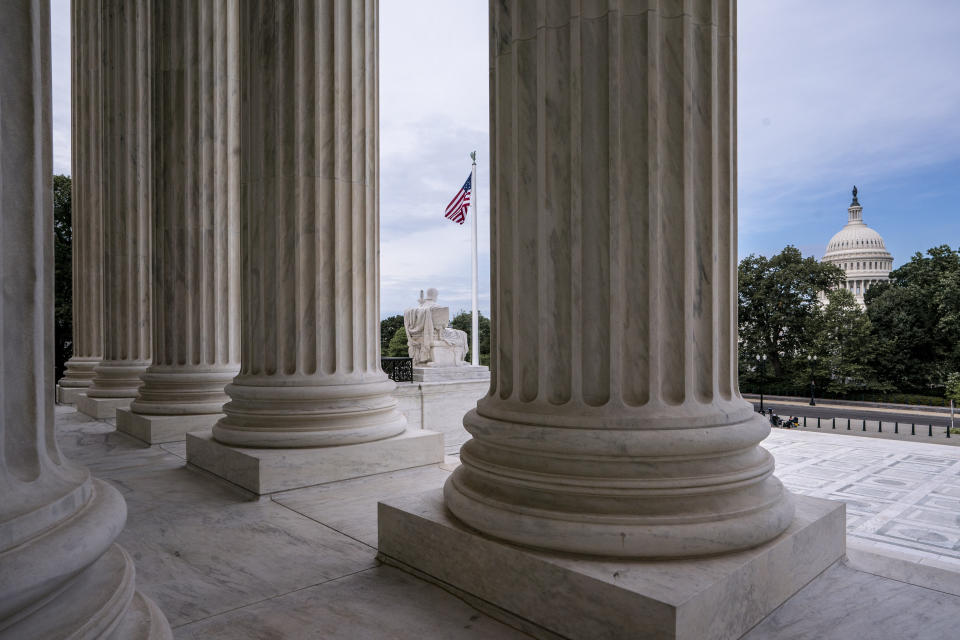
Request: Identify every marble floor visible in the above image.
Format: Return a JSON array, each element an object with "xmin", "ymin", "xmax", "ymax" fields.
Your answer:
[
  {"xmin": 769, "ymin": 428, "xmax": 960, "ymax": 572},
  {"xmin": 55, "ymin": 405, "xmax": 960, "ymax": 639}
]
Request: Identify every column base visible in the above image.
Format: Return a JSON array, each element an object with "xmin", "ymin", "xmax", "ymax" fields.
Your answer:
[
  {"xmin": 117, "ymin": 409, "xmax": 223, "ymax": 444},
  {"xmin": 378, "ymin": 492, "xmax": 845, "ymax": 640},
  {"xmin": 57, "ymin": 385, "xmax": 88, "ymax": 404},
  {"xmin": 186, "ymin": 428, "xmax": 444, "ymax": 494},
  {"xmin": 3, "ymin": 543, "xmax": 171, "ymax": 640},
  {"xmin": 76, "ymin": 395, "xmax": 133, "ymax": 420}
]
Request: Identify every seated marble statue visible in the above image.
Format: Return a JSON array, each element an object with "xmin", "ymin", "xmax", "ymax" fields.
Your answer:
[{"xmin": 403, "ymin": 288, "xmax": 468, "ymax": 367}]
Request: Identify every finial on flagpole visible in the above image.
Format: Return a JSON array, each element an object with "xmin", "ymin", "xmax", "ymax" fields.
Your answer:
[{"xmin": 470, "ymin": 150, "xmax": 477, "ymax": 164}]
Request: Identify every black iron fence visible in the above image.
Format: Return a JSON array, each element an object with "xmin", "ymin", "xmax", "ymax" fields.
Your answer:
[
  {"xmin": 761, "ymin": 410, "xmax": 958, "ymax": 440},
  {"xmin": 381, "ymin": 357, "xmax": 413, "ymax": 383}
]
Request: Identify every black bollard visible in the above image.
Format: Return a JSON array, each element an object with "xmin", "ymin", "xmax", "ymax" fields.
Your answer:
[
  {"xmin": 803, "ymin": 416, "xmax": 807, "ymax": 427},
  {"xmin": 847, "ymin": 418, "xmax": 851, "ymax": 430},
  {"xmin": 929, "ymin": 424, "xmax": 933, "ymax": 437},
  {"xmin": 862, "ymin": 419, "xmax": 866, "ymax": 431},
  {"xmin": 817, "ymin": 417, "xmax": 821, "ymax": 428},
  {"xmin": 948, "ymin": 425, "xmax": 951, "ymax": 439},
  {"xmin": 895, "ymin": 422, "xmax": 899, "ymax": 434},
  {"xmin": 911, "ymin": 423, "xmax": 915, "ymax": 435},
  {"xmin": 879, "ymin": 421, "xmax": 882, "ymax": 433},
  {"xmin": 833, "ymin": 418, "xmax": 836, "ymax": 429}
]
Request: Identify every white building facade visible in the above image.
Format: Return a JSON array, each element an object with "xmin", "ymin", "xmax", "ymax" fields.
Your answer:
[{"xmin": 821, "ymin": 187, "xmax": 894, "ymax": 306}]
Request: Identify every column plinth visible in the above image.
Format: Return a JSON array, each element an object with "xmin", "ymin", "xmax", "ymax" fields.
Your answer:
[
  {"xmin": 0, "ymin": 3, "xmax": 170, "ymax": 636},
  {"xmin": 78, "ymin": 0, "xmax": 153, "ymax": 421},
  {"xmin": 378, "ymin": 3, "xmax": 843, "ymax": 638},
  {"xmin": 118, "ymin": 0, "xmax": 241, "ymax": 444},
  {"xmin": 187, "ymin": 0, "xmax": 442, "ymax": 493}
]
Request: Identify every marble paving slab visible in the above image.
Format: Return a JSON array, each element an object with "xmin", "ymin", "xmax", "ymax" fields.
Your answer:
[
  {"xmin": 272, "ymin": 464, "xmax": 452, "ymax": 547},
  {"xmin": 52, "ymin": 404, "xmax": 960, "ymax": 638},
  {"xmin": 52, "ymin": 404, "xmax": 517, "ymax": 635},
  {"xmin": 742, "ymin": 560, "xmax": 960, "ymax": 639},
  {"xmin": 766, "ymin": 429, "xmax": 960, "ymax": 570},
  {"xmin": 117, "ymin": 499, "xmax": 377, "ymax": 626},
  {"xmin": 173, "ymin": 565, "xmax": 527, "ymax": 639}
]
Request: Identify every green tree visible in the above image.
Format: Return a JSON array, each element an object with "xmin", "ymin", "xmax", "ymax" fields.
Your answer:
[
  {"xmin": 380, "ymin": 314, "xmax": 404, "ymax": 355},
  {"xmin": 450, "ymin": 310, "xmax": 490, "ymax": 365},
  {"xmin": 53, "ymin": 175, "xmax": 72, "ymax": 382},
  {"xmin": 805, "ymin": 288, "xmax": 883, "ymax": 394},
  {"xmin": 738, "ymin": 246, "xmax": 844, "ymax": 384},
  {"xmin": 866, "ymin": 245, "xmax": 960, "ymax": 394},
  {"xmin": 946, "ymin": 372, "xmax": 960, "ymax": 407},
  {"xmin": 387, "ymin": 327, "xmax": 408, "ymax": 357}
]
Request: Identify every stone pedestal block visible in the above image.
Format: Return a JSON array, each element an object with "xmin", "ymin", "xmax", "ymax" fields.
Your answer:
[
  {"xmin": 76, "ymin": 394, "xmax": 133, "ymax": 420},
  {"xmin": 379, "ymin": 492, "xmax": 845, "ymax": 640},
  {"xmin": 118, "ymin": 409, "xmax": 223, "ymax": 444},
  {"xmin": 412, "ymin": 365, "xmax": 490, "ymax": 383},
  {"xmin": 393, "ymin": 380, "xmax": 488, "ymax": 447},
  {"xmin": 187, "ymin": 429, "xmax": 444, "ymax": 495},
  {"xmin": 57, "ymin": 385, "xmax": 87, "ymax": 404}
]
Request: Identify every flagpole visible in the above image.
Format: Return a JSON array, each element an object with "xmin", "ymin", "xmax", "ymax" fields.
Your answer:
[{"xmin": 470, "ymin": 152, "xmax": 479, "ymax": 367}]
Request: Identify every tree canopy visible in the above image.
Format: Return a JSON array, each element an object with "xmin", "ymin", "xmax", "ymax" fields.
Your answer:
[
  {"xmin": 738, "ymin": 244, "xmax": 960, "ymax": 402},
  {"xmin": 53, "ymin": 174, "xmax": 72, "ymax": 382},
  {"xmin": 738, "ymin": 246, "xmax": 844, "ymax": 379},
  {"xmin": 386, "ymin": 327, "xmax": 408, "ymax": 357},
  {"xmin": 450, "ymin": 310, "xmax": 490, "ymax": 365},
  {"xmin": 865, "ymin": 245, "xmax": 960, "ymax": 393},
  {"xmin": 380, "ymin": 314, "xmax": 404, "ymax": 355}
]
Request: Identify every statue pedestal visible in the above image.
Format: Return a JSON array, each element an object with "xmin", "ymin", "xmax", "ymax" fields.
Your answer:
[
  {"xmin": 413, "ymin": 365, "xmax": 489, "ymax": 383},
  {"xmin": 425, "ymin": 345, "xmax": 461, "ymax": 367}
]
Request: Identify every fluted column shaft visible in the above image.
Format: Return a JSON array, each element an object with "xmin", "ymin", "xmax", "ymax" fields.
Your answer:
[
  {"xmin": 129, "ymin": 0, "xmax": 240, "ymax": 417},
  {"xmin": 86, "ymin": 0, "xmax": 153, "ymax": 400},
  {"xmin": 444, "ymin": 0, "xmax": 794, "ymax": 557},
  {"xmin": 59, "ymin": 0, "xmax": 104, "ymax": 390},
  {"xmin": 0, "ymin": 3, "xmax": 169, "ymax": 636},
  {"xmin": 212, "ymin": 0, "xmax": 405, "ymax": 448}
]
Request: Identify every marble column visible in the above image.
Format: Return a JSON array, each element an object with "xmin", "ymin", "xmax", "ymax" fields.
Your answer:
[
  {"xmin": 378, "ymin": 4, "xmax": 844, "ymax": 638},
  {"xmin": 0, "ymin": 2, "xmax": 171, "ymax": 636},
  {"xmin": 186, "ymin": 0, "xmax": 442, "ymax": 494},
  {"xmin": 117, "ymin": 0, "xmax": 241, "ymax": 444},
  {"xmin": 441, "ymin": 0, "xmax": 794, "ymax": 559},
  {"xmin": 57, "ymin": 0, "xmax": 104, "ymax": 404},
  {"xmin": 78, "ymin": 0, "xmax": 153, "ymax": 420}
]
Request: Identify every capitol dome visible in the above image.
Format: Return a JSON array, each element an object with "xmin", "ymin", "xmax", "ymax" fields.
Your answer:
[{"xmin": 820, "ymin": 186, "xmax": 893, "ymax": 306}]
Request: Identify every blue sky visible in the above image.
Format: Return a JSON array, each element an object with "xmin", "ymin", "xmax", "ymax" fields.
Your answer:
[{"xmin": 50, "ymin": 1, "xmax": 960, "ymax": 318}]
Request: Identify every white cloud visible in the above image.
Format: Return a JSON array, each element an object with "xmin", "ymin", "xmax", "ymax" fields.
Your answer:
[
  {"xmin": 378, "ymin": 0, "xmax": 490, "ymax": 317},
  {"xmin": 49, "ymin": 1, "xmax": 958, "ymax": 310},
  {"xmin": 738, "ymin": 0, "xmax": 960, "ymax": 233},
  {"xmin": 51, "ymin": 0, "xmax": 70, "ymax": 174}
]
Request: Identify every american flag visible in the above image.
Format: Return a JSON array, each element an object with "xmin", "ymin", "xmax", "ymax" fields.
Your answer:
[{"xmin": 444, "ymin": 173, "xmax": 472, "ymax": 225}]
